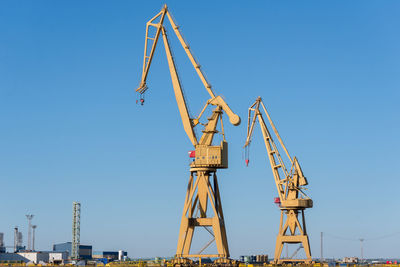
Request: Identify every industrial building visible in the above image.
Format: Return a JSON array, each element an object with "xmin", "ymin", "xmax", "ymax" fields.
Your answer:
[
  {"xmin": 93, "ymin": 250, "xmax": 127, "ymax": 261},
  {"xmin": 0, "ymin": 251, "xmax": 68, "ymax": 264},
  {"xmin": 14, "ymin": 227, "xmax": 25, "ymax": 252},
  {"xmin": 0, "ymin": 233, "xmax": 5, "ymax": 253},
  {"xmin": 53, "ymin": 242, "xmax": 92, "ymax": 260}
]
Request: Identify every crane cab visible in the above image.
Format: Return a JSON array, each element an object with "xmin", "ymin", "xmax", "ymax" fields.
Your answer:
[{"xmin": 191, "ymin": 141, "xmax": 228, "ymax": 169}]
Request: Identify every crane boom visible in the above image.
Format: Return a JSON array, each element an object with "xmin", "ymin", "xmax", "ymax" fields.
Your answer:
[
  {"xmin": 136, "ymin": 5, "xmax": 239, "ymax": 147},
  {"xmin": 244, "ymin": 97, "xmax": 311, "ymax": 206},
  {"xmin": 160, "ymin": 26, "xmax": 198, "ymax": 145},
  {"xmin": 244, "ymin": 96, "xmax": 313, "ymax": 264}
]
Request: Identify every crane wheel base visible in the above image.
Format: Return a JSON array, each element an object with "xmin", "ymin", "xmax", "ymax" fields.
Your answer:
[
  {"xmin": 171, "ymin": 258, "xmax": 238, "ymax": 267},
  {"xmin": 273, "ymin": 259, "xmax": 314, "ymax": 264},
  {"xmin": 171, "ymin": 257, "xmax": 193, "ymax": 265},
  {"xmin": 213, "ymin": 258, "xmax": 238, "ymax": 265}
]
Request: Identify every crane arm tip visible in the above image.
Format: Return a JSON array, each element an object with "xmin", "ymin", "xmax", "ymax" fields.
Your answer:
[{"xmin": 136, "ymin": 83, "xmax": 148, "ymax": 94}]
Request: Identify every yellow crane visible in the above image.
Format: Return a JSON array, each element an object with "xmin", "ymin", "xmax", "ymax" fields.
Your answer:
[
  {"xmin": 244, "ymin": 97, "xmax": 313, "ymax": 264},
  {"xmin": 136, "ymin": 5, "xmax": 240, "ymax": 265}
]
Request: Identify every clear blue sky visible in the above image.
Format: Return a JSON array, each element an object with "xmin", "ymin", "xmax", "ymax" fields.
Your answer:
[{"xmin": 1, "ymin": 0, "xmax": 399, "ymax": 260}]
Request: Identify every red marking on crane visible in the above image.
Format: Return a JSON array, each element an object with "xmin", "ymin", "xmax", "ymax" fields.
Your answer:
[
  {"xmin": 274, "ymin": 197, "xmax": 281, "ymax": 204},
  {"xmin": 245, "ymin": 159, "xmax": 249, "ymax": 166},
  {"xmin": 188, "ymin": 151, "xmax": 195, "ymax": 158}
]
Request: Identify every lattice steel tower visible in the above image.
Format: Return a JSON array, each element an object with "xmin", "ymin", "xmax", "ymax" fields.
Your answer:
[{"xmin": 72, "ymin": 202, "xmax": 81, "ymax": 260}]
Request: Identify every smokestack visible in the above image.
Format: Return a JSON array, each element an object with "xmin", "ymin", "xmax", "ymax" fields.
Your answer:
[
  {"xmin": 14, "ymin": 227, "xmax": 18, "ymax": 252},
  {"xmin": 18, "ymin": 232, "xmax": 23, "ymax": 248},
  {"xmin": 32, "ymin": 225, "xmax": 37, "ymax": 251},
  {"xmin": 25, "ymin": 215, "xmax": 34, "ymax": 251}
]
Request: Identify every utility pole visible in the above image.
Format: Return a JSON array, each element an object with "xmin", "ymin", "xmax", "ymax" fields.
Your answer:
[
  {"xmin": 359, "ymin": 238, "xmax": 364, "ymax": 263},
  {"xmin": 25, "ymin": 215, "xmax": 34, "ymax": 251},
  {"xmin": 32, "ymin": 225, "xmax": 37, "ymax": 251},
  {"xmin": 321, "ymin": 232, "xmax": 323, "ymax": 262}
]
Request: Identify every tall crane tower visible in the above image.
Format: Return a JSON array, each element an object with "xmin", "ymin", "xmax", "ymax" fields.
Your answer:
[
  {"xmin": 136, "ymin": 5, "xmax": 240, "ymax": 264},
  {"xmin": 244, "ymin": 97, "xmax": 313, "ymax": 264}
]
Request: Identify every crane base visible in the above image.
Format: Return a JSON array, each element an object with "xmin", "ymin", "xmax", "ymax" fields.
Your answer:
[
  {"xmin": 171, "ymin": 257, "xmax": 237, "ymax": 267},
  {"xmin": 176, "ymin": 170, "xmax": 230, "ymax": 262},
  {"xmin": 171, "ymin": 258, "xmax": 194, "ymax": 265},
  {"xmin": 213, "ymin": 257, "xmax": 238, "ymax": 265},
  {"xmin": 274, "ymin": 209, "xmax": 312, "ymax": 264},
  {"xmin": 274, "ymin": 258, "xmax": 314, "ymax": 264}
]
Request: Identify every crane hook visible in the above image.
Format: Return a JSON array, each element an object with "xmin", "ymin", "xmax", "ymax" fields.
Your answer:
[
  {"xmin": 244, "ymin": 146, "xmax": 250, "ymax": 167},
  {"xmin": 136, "ymin": 93, "xmax": 145, "ymax": 106}
]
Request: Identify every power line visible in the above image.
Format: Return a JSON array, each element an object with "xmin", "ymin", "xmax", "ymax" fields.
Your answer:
[
  {"xmin": 324, "ymin": 232, "xmax": 358, "ymax": 241},
  {"xmin": 365, "ymin": 232, "xmax": 400, "ymax": 241},
  {"xmin": 324, "ymin": 231, "xmax": 400, "ymax": 242}
]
